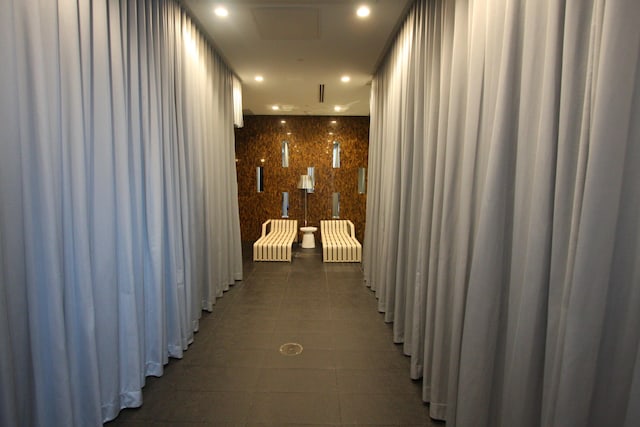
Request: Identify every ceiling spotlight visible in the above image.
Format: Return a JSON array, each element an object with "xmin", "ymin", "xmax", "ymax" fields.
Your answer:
[
  {"xmin": 272, "ymin": 105, "xmax": 280, "ymax": 111},
  {"xmin": 356, "ymin": 6, "xmax": 370, "ymax": 18},
  {"xmin": 255, "ymin": 75, "xmax": 264, "ymax": 82},
  {"xmin": 334, "ymin": 106, "xmax": 342, "ymax": 112},
  {"xmin": 341, "ymin": 75, "xmax": 351, "ymax": 83},
  {"xmin": 214, "ymin": 7, "xmax": 228, "ymax": 17}
]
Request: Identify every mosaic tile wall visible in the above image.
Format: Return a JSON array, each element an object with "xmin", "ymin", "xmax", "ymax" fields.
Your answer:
[{"xmin": 235, "ymin": 115, "xmax": 369, "ymax": 243}]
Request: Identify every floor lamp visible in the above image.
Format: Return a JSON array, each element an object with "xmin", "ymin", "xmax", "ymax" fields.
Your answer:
[{"xmin": 297, "ymin": 174, "xmax": 313, "ymax": 226}]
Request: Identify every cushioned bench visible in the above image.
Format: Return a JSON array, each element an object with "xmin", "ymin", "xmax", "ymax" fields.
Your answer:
[
  {"xmin": 320, "ymin": 220, "xmax": 362, "ymax": 263},
  {"xmin": 253, "ymin": 219, "xmax": 298, "ymax": 262}
]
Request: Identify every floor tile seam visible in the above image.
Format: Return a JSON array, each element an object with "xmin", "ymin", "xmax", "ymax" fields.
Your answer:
[
  {"xmin": 249, "ymin": 390, "xmax": 343, "ymax": 397},
  {"xmin": 256, "ymin": 366, "xmax": 338, "ymax": 373},
  {"xmin": 325, "ymin": 284, "xmax": 371, "ymax": 292},
  {"xmin": 326, "ymin": 292, "xmax": 372, "ymax": 303},
  {"xmin": 242, "ymin": 269, "xmax": 257, "ymax": 284},
  {"xmin": 336, "ymin": 374, "xmax": 412, "ymax": 384},
  {"xmin": 168, "ymin": 364, "xmax": 262, "ymax": 379},
  {"xmin": 326, "ymin": 291, "xmax": 372, "ymax": 298},
  {"xmin": 169, "ymin": 385, "xmax": 259, "ymax": 393},
  {"xmin": 266, "ymin": 338, "xmax": 384, "ymax": 353},
  {"xmin": 251, "ymin": 387, "xmax": 342, "ymax": 394},
  {"xmin": 331, "ymin": 332, "xmax": 397, "ymax": 340},
  {"xmin": 203, "ymin": 327, "xmax": 279, "ymax": 337},
  {"xmin": 334, "ymin": 389, "xmax": 425, "ymax": 396},
  {"xmin": 336, "ymin": 364, "xmax": 344, "ymax": 426},
  {"xmin": 262, "ymin": 366, "xmax": 338, "ymax": 371},
  {"xmin": 284, "ymin": 281, "xmax": 328, "ymax": 286},
  {"xmin": 336, "ymin": 390, "xmax": 431, "ymax": 402},
  {"xmin": 206, "ymin": 342, "xmax": 279, "ymax": 352},
  {"xmin": 226, "ymin": 297, "xmax": 282, "ymax": 310},
  {"xmin": 333, "ymin": 363, "xmax": 341, "ymax": 424},
  {"xmin": 281, "ymin": 296, "xmax": 331, "ymax": 303},
  {"xmin": 328, "ymin": 309, "xmax": 383, "ymax": 320},
  {"xmin": 245, "ymin": 271, "xmax": 286, "ymax": 316}
]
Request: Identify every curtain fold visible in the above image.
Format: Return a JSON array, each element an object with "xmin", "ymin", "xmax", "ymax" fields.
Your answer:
[
  {"xmin": 365, "ymin": 0, "xmax": 640, "ymax": 426},
  {"xmin": 0, "ymin": 0, "xmax": 243, "ymax": 425}
]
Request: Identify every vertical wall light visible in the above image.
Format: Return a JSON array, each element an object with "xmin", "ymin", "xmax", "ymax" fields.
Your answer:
[
  {"xmin": 332, "ymin": 141, "xmax": 341, "ymax": 168},
  {"xmin": 307, "ymin": 166, "xmax": 315, "ymax": 193},
  {"xmin": 282, "ymin": 192, "xmax": 289, "ymax": 217},
  {"xmin": 282, "ymin": 141, "xmax": 289, "ymax": 167},
  {"xmin": 256, "ymin": 166, "xmax": 264, "ymax": 192},
  {"xmin": 332, "ymin": 192, "xmax": 340, "ymax": 218},
  {"xmin": 358, "ymin": 167, "xmax": 367, "ymax": 194}
]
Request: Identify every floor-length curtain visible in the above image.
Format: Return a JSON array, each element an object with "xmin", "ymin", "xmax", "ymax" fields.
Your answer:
[
  {"xmin": 0, "ymin": 0, "xmax": 242, "ymax": 425},
  {"xmin": 364, "ymin": 0, "xmax": 640, "ymax": 426}
]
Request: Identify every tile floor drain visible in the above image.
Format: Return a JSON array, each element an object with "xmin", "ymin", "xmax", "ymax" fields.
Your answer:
[{"xmin": 279, "ymin": 342, "xmax": 303, "ymax": 356}]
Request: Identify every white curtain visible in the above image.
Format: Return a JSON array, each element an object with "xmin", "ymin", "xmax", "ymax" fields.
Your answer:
[
  {"xmin": 0, "ymin": 0, "xmax": 242, "ymax": 425},
  {"xmin": 364, "ymin": 0, "xmax": 640, "ymax": 426}
]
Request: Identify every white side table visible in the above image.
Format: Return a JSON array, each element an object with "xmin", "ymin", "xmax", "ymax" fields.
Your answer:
[{"xmin": 300, "ymin": 226, "xmax": 318, "ymax": 249}]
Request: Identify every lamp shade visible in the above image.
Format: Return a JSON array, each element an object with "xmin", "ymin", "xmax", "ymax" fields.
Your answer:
[{"xmin": 297, "ymin": 174, "xmax": 313, "ymax": 190}]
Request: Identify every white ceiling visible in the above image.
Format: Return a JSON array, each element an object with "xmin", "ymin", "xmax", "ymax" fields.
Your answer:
[{"xmin": 181, "ymin": 0, "xmax": 413, "ymax": 116}]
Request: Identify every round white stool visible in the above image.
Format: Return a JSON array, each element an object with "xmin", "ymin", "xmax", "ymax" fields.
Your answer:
[{"xmin": 300, "ymin": 226, "xmax": 318, "ymax": 249}]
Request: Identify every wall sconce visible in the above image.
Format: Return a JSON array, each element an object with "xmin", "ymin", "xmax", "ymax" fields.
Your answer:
[
  {"xmin": 297, "ymin": 174, "xmax": 314, "ymax": 226},
  {"xmin": 307, "ymin": 166, "xmax": 315, "ymax": 193},
  {"xmin": 332, "ymin": 141, "xmax": 341, "ymax": 168},
  {"xmin": 282, "ymin": 192, "xmax": 289, "ymax": 218},
  {"xmin": 256, "ymin": 166, "xmax": 264, "ymax": 192},
  {"xmin": 358, "ymin": 167, "xmax": 367, "ymax": 194},
  {"xmin": 332, "ymin": 192, "xmax": 340, "ymax": 218},
  {"xmin": 282, "ymin": 141, "xmax": 289, "ymax": 167}
]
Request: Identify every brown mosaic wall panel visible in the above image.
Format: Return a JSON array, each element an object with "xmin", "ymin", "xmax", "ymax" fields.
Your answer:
[{"xmin": 235, "ymin": 115, "xmax": 369, "ymax": 243}]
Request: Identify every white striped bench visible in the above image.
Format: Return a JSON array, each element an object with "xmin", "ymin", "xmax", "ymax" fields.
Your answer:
[
  {"xmin": 320, "ymin": 220, "xmax": 362, "ymax": 263},
  {"xmin": 253, "ymin": 219, "xmax": 298, "ymax": 262}
]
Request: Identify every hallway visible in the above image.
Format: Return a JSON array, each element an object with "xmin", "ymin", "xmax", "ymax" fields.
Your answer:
[{"xmin": 109, "ymin": 244, "xmax": 441, "ymax": 426}]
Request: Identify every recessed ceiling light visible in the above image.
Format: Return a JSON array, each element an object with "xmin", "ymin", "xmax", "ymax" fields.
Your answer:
[
  {"xmin": 272, "ymin": 105, "xmax": 280, "ymax": 111},
  {"xmin": 356, "ymin": 6, "xmax": 370, "ymax": 18},
  {"xmin": 341, "ymin": 75, "xmax": 351, "ymax": 83},
  {"xmin": 214, "ymin": 6, "xmax": 228, "ymax": 17},
  {"xmin": 255, "ymin": 75, "xmax": 264, "ymax": 82},
  {"xmin": 334, "ymin": 106, "xmax": 342, "ymax": 112}
]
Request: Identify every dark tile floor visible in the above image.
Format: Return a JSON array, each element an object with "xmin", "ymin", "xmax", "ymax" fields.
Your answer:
[{"xmin": 107, "ymin": 243, "xmax": 444, "ymax": 426}]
